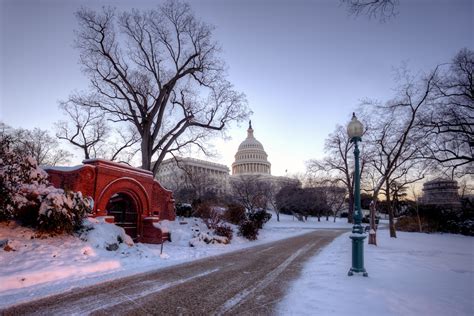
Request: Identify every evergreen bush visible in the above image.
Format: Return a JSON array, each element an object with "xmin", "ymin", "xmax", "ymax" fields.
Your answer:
[
  {"xmin": 0, "ymin": 134, "xmax": 92, "ymax": 234},
  {"xmin": 248, "ymin": 209, "xmax": 272, "ymax": 229},
  {"xmin": 238, "ymin": 219, "xmax": 259, "ymax": 240}
]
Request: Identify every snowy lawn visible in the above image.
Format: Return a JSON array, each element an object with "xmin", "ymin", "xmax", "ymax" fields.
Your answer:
[
  {"xmin": 277, "ymin": 229, "xmax": 474, "ymax": 316},
  {"xmin": 0, "ymin": 213, "xmax": 350, "ymax": 308}
]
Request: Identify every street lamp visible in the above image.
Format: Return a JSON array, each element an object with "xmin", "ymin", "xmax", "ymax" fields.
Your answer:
[{"xmin": 347, "ymin": 112, "xmax": 368, "ymax": 277}]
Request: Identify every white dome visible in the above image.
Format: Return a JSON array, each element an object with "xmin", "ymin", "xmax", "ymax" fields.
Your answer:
[{"xmin": 232, "ymin": 121, "xmax": 271, "ymax": 175}]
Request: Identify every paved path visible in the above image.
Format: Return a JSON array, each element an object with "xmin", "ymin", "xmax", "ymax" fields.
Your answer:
[{"xmin": 2, "ymin": 230, "xmax": 346, "ymax": 316}]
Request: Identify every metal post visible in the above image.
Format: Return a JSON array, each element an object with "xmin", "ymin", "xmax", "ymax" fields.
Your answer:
[{"xmin": 348, "ymin": 137, "xmax": 368, "ymax": 277}]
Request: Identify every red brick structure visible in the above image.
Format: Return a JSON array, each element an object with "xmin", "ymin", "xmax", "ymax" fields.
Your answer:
[{"xmin": 44, "ymin": 159, "xmax": 175, "ymax": 244}]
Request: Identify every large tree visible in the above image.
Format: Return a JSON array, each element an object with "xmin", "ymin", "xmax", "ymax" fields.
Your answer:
[
  {"xmin": 341, "ymin": 0, "xmax": 399, "ymax": 21},
  {"xmin": 362, "ymin": 66, "xmax": 439, "ymax": 238},
  {"xmin": 69, "ymin": 1, "xmax": 249, "ymax": 174},
  {"xmin": 56, "ymin": 103, "xmax": 140, "ymax": 163},
  {"xmin": 307, "ymin": 123, "xmax": 368, "ymax": 223},
  {"xmin": 419, "ymin": 48, "xmax": 473, "ymax": 177}
]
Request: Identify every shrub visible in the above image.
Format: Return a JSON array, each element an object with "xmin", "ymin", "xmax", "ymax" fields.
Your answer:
[
  {"xmin": 395, "ymin": 216, "xmax": 424, "ymax": 233},
  {"xmin": 0, "ymin": 136, "xmax": 49, "ymax": 220},
  {"xmin": 214, "ymin": 223, "xmax": 233, "ymax": 241},
  {"xmin": 224, "ymin": 203, "xmax": 246, "ymax": 225},
  {"xmin": 0, "ymin": 135, "xmax": 92, "ymax": 234},
  {"xmin": 193, "ymin": 202, "xmax": 213, "ymax": 219},
  {"xmin": 176, "ymin": 203, "xmax": 193, "ymax": 218},
  {"xmin": 239, "ymin": 219, "xmax": 259, "ymax": 240},
  {"xmin": 396, "ymin": 211, "xmax": 474, "ymax": 237},
  {"xmin": 248, "ymin": 209, "xmax": 272, "ymax": 229}
]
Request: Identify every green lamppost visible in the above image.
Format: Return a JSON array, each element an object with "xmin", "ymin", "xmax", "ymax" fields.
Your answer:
[{"xmin": 347, "ymin": 112, "xmax": 368, "ymax": 277}]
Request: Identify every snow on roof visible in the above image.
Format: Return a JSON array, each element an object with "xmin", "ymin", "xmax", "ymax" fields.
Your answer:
[{"xmin": 41, "ymin": 165, "xmax": 84, "ymax": 172}]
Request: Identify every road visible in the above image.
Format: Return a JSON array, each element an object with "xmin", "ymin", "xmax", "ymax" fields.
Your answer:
[{"xmin": 2, "ymin": 229, "xmax": 346, "ymax": 316}]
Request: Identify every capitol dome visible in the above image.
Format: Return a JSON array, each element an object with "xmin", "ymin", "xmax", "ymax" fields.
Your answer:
[{"xmin": 232, "ymin": 121, "xmax": 271, "ymax": 175}]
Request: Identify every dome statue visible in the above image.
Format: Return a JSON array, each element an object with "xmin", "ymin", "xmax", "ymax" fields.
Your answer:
[{"xmin": 232, "ymin": 121, "xmax": 271, "ymax": 175}]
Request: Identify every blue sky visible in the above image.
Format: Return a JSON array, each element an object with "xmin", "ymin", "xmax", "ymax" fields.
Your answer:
[{"xmin": 0, "ymin": 0, "xmax": 472, "ymax": 175}]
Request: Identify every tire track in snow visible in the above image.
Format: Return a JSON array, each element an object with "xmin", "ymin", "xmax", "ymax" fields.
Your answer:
[{"xmin": 215, "ymin": 243, "xmax": 313, "ymax": 315}]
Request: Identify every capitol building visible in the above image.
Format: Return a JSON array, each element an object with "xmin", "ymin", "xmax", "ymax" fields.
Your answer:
[
  {"xmin": 155, "ymin": 121, "xmax": 296, "ymax": 199},
  {"xmin": 231, "ymin": 121, "xmax": 271, "ymax": 175}
]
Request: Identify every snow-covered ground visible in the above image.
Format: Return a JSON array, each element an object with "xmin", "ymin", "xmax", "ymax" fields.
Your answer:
[
  {"xmin": 0, "ymin": 213, "xmax": 350, "ymax": 308},
  {"xmin": 3, "ymin": 214, "xmax": 472, "ymax": 315},
  {"xmin": 277, "ymin": 229, "xmax": 474, "ymax": 316}
]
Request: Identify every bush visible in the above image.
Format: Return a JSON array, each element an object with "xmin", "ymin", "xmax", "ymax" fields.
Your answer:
[
  {"xmin": 193, "ymin": 202, "xmax": 213, "ymax": 219},
  {"xmin": 395, "ymin": 216, "xmax": 424, "ymax": 233},
  {"xmin": 396, "ymin": 209, "xmax": 474, "ymax": 236},
  {"xmin": 214, "ymin": 223, "xmax": 233, "ymax": 241},
  {"xmin": 0, "ymin": 135, "xmax": 49, "ymax": 220},
  {"xmin": 224, "ymin": 203, "xmax": 246, "ymax": 225},
  {"xmin": 176, "ymin": 203, "xmax": 193, "ymax": 218},
  {"xmin": 248, "ymin": 209, "xmax": 272, "ymax": 229},
  {"xmin": 238, "ymin": 219, "xmax": 259, "ymax": 241},
  {"xmin": 0, "ymin": 135, "xmax": 92, "ymax": 234}
]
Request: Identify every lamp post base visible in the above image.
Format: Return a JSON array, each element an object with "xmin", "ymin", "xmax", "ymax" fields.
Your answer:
[
  {"xmin": 348, "ymin": 234, "xmax": 368, "ymax": 277},
  {"xmin": 348, "ymin": 268, "xmax": 368, "ymax": 277}
]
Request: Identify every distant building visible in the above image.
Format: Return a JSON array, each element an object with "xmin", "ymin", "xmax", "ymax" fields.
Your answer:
[
  {"xmin": 230, "ymin": 121, "xmax": 298, "ymax": 187},
  {"xmin": 155, "ymin": 121, "xmax": 297, "ymax": 200},
  {"xmin": 231, "ymin": 121, "xmax": 271, "ymax": 175},
  {"xmin": 419, "ymin": 178, "xmax": 461, "ymax": 209},
  {"xmin": 155, "ymin": 157, "xmax": 230, "ymax": 196}
]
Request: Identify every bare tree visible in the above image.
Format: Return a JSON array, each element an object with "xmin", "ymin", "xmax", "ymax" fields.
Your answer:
[
  {"xmin": 409, "ymin": 185, "xmax": 423, "ymax": 233},
  {"xmin": 362, "ymin": 66, "xmax": 439, "ymax": 238},
  {"xmin": 419, "ymin": 48, "xmax": 474, "ymax": 177},
  {"xmin": 307, "ymin": 123, "xmax": 368, "ymax": 223},
  {"xmin": 69, "ymin": 2, "xmax": 249, "ymax": 174},
  {"xmin": 323, "ymin": 182, "xmax": 347, "ymax": 222},
  {"xmin": 56, "ymin": 103, "xmax": 108, "ymax": 160},
  {"xmin": 56, "ymin": 103, "xmax": 140, "ymax": 163},
  {"xmin": 230, "ymin": 175, "xmax": 270, "ymax": 213},
  {"xmin": 341, "ymin": 0, "xmax": 399, "ymax": 21},
  {"xmin": 4, "ymin": 124, "xmax": 72, "ymax": 166}
]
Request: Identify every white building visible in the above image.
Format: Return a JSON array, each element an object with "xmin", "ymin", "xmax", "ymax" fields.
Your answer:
[
  {"xmin": 230, "ymin": 121, "xmax": 297, "ymax": 187},
  {"xmin": 231, "ymin": 121, "xmax": 271, "ymax": 175},
  {"xmin": 155, "ymin": 121, "xmax": 297, "ymax": 199},
  {"xmin": 155, "ymin": 157, "xmax": 230, "ymax": 196}
]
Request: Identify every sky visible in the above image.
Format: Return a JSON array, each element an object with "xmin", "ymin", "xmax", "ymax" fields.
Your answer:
[{"xmin": 0, "ymin": 0, "xmax": 472, "ymax": 176}]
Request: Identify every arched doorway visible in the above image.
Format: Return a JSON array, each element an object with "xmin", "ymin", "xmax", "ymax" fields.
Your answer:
[{"xmin": 106, "ymin": 193, "xmax": 139, "ymax": 239}]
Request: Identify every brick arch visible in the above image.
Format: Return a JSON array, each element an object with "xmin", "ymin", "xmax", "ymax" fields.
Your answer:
[
  {"xmin": 44, "ymin": 159, "xmax": 175, "ymax": 244},
  {"xmin": 96, "ymin": 177, "xmax": 150, "ymax": 216}
]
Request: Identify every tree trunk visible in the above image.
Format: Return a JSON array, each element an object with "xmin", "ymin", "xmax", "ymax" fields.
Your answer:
[
  {"xmin": 415, "ymin": 203, "xmax": 422, "ymax": 233},
  {"xmin": 141, "ymin": 133, "xmax": 152, "ymax": 171},
  {"xmin": 368, "ymin": 200, "xmax": 377, "ymax": 245},
  {"xmin": 348, "ymin": 192, "xmax": 354, "ymax": 224},
  {"xmin": 386, "ymin": 181, "xmax": 397, "ymax": 238}
]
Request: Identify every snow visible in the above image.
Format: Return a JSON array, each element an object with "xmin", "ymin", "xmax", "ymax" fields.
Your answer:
[
  {"xmin": 3, "ymin": 212, "xmax": 471, "ymax": 315},
  {"xmin": 0, "ymin": 213, "xmax": 351, "ymax": 308},
  {"xmin": 41, "ymin": 165, "xmax": 84, "ymax": 172},
  {"xmin": 277, "ymin": 229, "xmax": 474, "ymax": 316}
]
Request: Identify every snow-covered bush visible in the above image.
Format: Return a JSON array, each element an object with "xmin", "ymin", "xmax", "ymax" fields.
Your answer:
[
  {"xmin": 248, "ymin": 209, "xmax": 272, "ymax": 229},
  {"xmin": 0, "ymin": 134, "xmax": 92, "ymax": 233},
  {"xmin": 214, "ymin": 224, "xmax": 233, "ymax": 241},
  {"xmin": 0, "ymin": 135, "xmax": 49, "ymax": 220},
  {"xmin": 189, "ymin": 231, "xmax": 230, "ymax": 246},
  {"xmin": 35, "ymin": 189, "xmax": 91, "ymax": 234},
  {"xmin": 175, "ymin": 203, "xmax": 193, "ymax": 218},
  {"xmin": 201, "ymin": 207, "xmax": 234, "ymax": 241}
]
